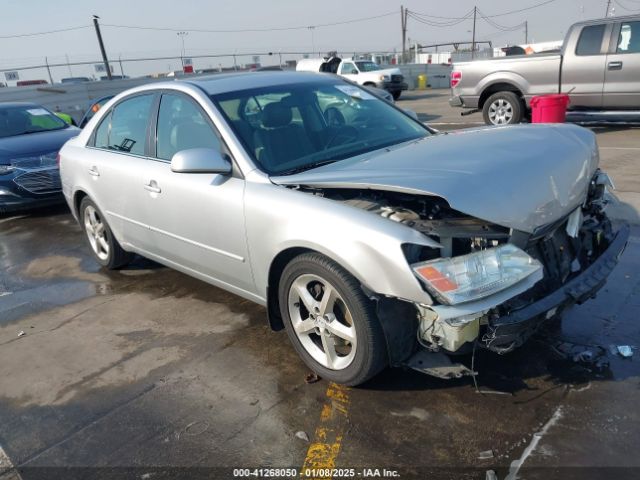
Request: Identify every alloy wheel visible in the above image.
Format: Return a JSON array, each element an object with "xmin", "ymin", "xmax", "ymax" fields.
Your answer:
[
  {"xmin": 287, "ymin": 273, "xmax": 357, "ymax": 370},
  {"xmin": 488, "ymin": 98, "xmax": 514, "ymax": 125},
  {"xmin": 83, "ymin": 205, "xmax": 109, "ymax": 261}
]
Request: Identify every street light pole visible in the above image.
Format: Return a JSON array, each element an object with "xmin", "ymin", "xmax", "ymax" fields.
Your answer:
[
  {"xmin": 308, "ymin": 26, "xmax": 316, "ymax": 56},
  {"xmin": 177, "ymin": 31, "xmax": 188, "ymax": 69},
  {"xmin": 92, "ymin": 15, "xmax": 112, "ymax": 80}
]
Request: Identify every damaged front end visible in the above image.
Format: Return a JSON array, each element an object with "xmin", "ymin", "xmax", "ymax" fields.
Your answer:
[{"xmin": 309, "ymin": 169, "xmax": 629, "ymax": 377}]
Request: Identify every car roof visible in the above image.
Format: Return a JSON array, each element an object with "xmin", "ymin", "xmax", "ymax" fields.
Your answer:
[
  {"xmin": 0, "ymin": 102, "xmax": 47, "ymax": 110},
  {"xmin": 182, "ymin": 71, "xmax": 339, "ymax": 95},
  {"xmin": 573, "ymin": 14, "xmax": 640, "ymax": 27}
]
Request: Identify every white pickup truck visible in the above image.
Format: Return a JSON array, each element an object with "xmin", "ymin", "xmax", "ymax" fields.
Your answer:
[{"xmin": 297, "ymin": 57, "xmax": 408, "ymax": 100}]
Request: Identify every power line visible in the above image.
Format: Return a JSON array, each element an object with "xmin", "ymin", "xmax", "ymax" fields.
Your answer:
[
  {"xmin": 0, "ymin": 25, "xmax": 90, "ymax": 39},
  {"xmin": 101, "ymin": 11, "xmax": 398, "ymax": 34},
  {"xmin": 478, "ymin": 9, "xmax": 526, "ymax": 32},
  {"xmin": 614, "ymin": 0, "xmax": 640, "ymax": 11},
  {"xmin": 407, "ymin": 10, "xmax": 474, "ymax": 28},
  {"xmin": 409, "ymin": 0, "xmax": 556, "ymax": 20}
]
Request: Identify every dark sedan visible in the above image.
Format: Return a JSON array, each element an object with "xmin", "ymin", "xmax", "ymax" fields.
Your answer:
[{"xmin": 0, "ymin": 103, "xmax": 80, "ymax": 213}]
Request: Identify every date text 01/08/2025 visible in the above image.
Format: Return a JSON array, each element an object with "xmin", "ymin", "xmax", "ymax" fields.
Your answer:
[{"xmin": 232, "ymin": 468, "xmax": 401, "ymax": 478}]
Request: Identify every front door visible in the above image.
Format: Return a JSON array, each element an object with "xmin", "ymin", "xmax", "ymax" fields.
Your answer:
[{"xmin": 141, "ymin": 92, "xmax": 253, "ymax": 293}]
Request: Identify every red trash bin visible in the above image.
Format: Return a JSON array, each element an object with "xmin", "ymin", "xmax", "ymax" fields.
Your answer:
[{"xmin": 530, "ymin": 94, "xmax": 570, "ymax": 123}]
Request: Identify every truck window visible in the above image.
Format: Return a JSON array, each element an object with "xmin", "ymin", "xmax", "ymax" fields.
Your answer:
[
  {"xmin": 576, "ymin": 24, "xmax": 605, "ymax": 56},
  {"xmin": 617, "ymin": 22, "xmax": 640, "ymax": 53},
  {"xmin": 340, "ymin": 62, "xmax": 358, "ymax": 75}
]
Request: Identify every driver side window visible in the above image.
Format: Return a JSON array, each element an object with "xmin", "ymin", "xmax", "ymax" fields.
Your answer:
[{"xmin": 155, "ymin": 93, "xmax": 222, "ymax": 161}]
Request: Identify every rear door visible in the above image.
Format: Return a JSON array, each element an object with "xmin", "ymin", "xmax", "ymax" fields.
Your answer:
[
  {"xmin": 140, "ymin": 92, "xmax": 254, "ymax": 292},
  {"xmin": 561, "ymin": 22, "xmax": 612, "ymax": 108},
  {"xmin": 86, "ymin": 93, "xmax": 156, "ymax": 249},
  {"xmin": 603, "ymin": 20, "xmax": 640, "ymax": 108}
]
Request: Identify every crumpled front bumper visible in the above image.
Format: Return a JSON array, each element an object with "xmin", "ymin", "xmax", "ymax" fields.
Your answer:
[{"xmin": 483, "ymin": 223, "xmax": 630, "ymax": 353}]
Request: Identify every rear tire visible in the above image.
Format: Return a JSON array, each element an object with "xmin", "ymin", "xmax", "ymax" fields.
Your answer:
[
  {"xmin": 279, "ymin": 253, "xmax": 387, "ymax": 386},
  {"xmin": 79, "ymin": 197, "xmax": 132, "ymax": 270},
  {"xmin": 483, "ymin": 91, "xmax": 524, "ymax": 125}
]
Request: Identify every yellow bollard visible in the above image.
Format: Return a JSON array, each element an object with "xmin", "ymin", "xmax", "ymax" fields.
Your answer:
[{"xmin": 417, "ymin": 74, "xmax": 428, "ymax": 90}]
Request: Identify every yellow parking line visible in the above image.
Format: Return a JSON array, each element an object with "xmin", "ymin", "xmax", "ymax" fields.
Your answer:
[{"xmin": 301, "ymin": 382, "xmax": 350, "ymax": 479}]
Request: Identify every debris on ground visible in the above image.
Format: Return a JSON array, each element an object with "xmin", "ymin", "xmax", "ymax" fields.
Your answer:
[
  {"xmin": 478, "ymin": 450, "xmax": 495, "ymax": 460},
  {"xmin": 549, "ymin": 340, "xmax": 609, "ymax": 370},
  {"xmin": 304, "ymin": 372, "xmax": 320, "ymax": 384},
  {"xmin": 17, "ymin": 331, "xmax": 25, "ymax": 338},
  {"xmin": 295, "ymin": 431, "xmax": 309, "ymax": 442},
  {"xmin": 616, "ymin": 345, "xmax": 634, "ymax": 358},
  {"xmin": 485, "ymin": 471, "xmax": 498, "ymax": 480}
]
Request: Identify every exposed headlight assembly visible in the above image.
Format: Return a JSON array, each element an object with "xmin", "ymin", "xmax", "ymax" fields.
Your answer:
[
  {"xmin": 380, "ymin": 74, "xmax": 390, "ymax": 82},
  {"xmin": 412, "ymin": 244, "xmax": 542, "ymax": 305}
]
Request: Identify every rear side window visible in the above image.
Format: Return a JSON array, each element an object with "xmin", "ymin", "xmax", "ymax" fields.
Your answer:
[
  {"xmin": 155, "ymin": 93, "xmax": 221, "ymax": 161},
  {"xmin": 617, "ymin": 21, "xmax": 640, "ymax": 53},
  {"xmin": 93, "ymin": 94, "xmax": 153, "ymax": 155},
  {"xmin": 576, "ymin": 24, "xmax": 605, "ymax": 56}
]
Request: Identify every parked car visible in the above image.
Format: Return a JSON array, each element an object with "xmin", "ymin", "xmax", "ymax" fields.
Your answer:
[
  {"xmin": 297, "ymin": 55, "xmax": 408, "ymax": 100},
  {"xmin": 450, "ymin": 15, "xmax": 640, "ymax": 125},
  {"xmin": 79, "ymin": 95, "xmax": 114, "ymax": 128},
  {"xmin": 60, "ymin": 77, "xmax": 91, "ymax": 84},
  {"xmin": 0, "ymin": 103, "xmax": 80, "ymax": 212},
  {"xmin": 16, "ymin": 80, "xmax": 48, "ymax": 87},
  {"xmin": 59, "ymin": 72, "xmax": 628, "ymax": 385}
]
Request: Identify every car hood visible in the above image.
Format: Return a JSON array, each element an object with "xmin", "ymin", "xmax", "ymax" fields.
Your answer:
[
  {"xmin": 374, "ymin": 68, "xmax": 402, "ymax": 76},
  {"xmin": 272, "ymin": 124, "xmax": 599, "ymax": 233},
  {"xmin": 0, "ymin": 127, "xmax": 80, "ymax": 163}
]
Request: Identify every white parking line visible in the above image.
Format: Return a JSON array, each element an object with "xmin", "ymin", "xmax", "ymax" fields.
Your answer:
[
  {"xmin": 0, "ymin": 216, "xmax": 27, "ymax": 225},
  {"xmin": 505, "ymin": 406, "xmax": 564, "ymax": 480},
  {"xmin": 0, "ymin": 444, "xmax": 22, "ymax": 479}
]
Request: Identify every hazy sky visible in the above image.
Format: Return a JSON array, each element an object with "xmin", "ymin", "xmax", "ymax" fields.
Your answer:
[{"xmin": 0, "ymin": 0, "xmax": 632, "ymax": 80}]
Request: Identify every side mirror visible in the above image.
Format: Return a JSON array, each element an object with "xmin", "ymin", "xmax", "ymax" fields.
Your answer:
[
  {"xmin": 404, "ymin": 109, "xmax": 419, "ymax": 121},
  {"xmin": 171, "ymin": 148, "xmax": 232, "ymax": 174},
  {"xmin": 350, "ymin": 69, "xmax": 359, "ymax": 75}
]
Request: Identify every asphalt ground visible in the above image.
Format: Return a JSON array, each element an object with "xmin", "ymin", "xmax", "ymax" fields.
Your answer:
[{"xmin": 1, "ymin": 90, "xmax": 639, "ymax": 480}]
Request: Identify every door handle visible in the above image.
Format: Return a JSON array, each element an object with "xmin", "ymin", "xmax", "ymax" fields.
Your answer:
[
  {"xmin": 608, "ymin": 61, "xmax": 623, "ymax": 70},
  {"xmin": 144, "ymin": 181, "xmax": 161, "ymax": 194},
  {"xmin": 88, "ymin": 166, "xmax": 100, "ymax": 177}
]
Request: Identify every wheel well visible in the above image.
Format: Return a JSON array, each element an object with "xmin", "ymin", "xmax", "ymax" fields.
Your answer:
[
  {"xmin": 73, "ymin": 190, "xmax": 88, "ymax": 217},
  {"xmin": 266, "ymin": 247, "xmax": 314, "ymax": 331},
  {"xmin": 479, "ymin": 83, "xmax": 523, "ymax": 110},
  {"xmin": 363, "ymin": 82, "xmax": 376, "ymax": 87}
]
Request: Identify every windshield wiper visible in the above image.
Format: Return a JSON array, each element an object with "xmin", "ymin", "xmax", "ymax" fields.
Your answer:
[{"xmin": 276, "ymin": 159, "xmax": 338, "ymax": 176}]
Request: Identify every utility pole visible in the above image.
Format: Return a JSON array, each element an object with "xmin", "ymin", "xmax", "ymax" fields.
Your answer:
[
  {"xmin": 92, "ymin": 15, "xmax": 112, "ymax": 80},
  {"xmin": 45, "ymin": 57, "xmax": 54, "ymax": 84},
  {"xmin": 118, "ymin": 54, "xmax": 124, "ymax": 77},
  {"xmin": 605, "ymin": 0, "xmax": 612, "ymax": 16},
  {"xmin": 525, "ymin": 21, "xmax": 529, "ymax": 44},
  {"xmin": 471, "ymin": 6, "xmax": 477, "ymax": 59},
  {"xmin": 401, "ymin": 5, "xmax": 408, "ymax": 64}
]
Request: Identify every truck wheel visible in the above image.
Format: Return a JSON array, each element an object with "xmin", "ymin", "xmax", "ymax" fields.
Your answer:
[
  {"xmin": 483, "ymin": 91, "xmax": 524, "ymax": 125},
  {"xmin": 391, "ymin": 91, "xmax": 402, "ymax": 100},
  {"xmin": 80, "ymin": 197, "xmax": 132, "ymax": 270},
  {"xmin": 279, "ymin": 252, "xmax": 388, "ymax": 386}
]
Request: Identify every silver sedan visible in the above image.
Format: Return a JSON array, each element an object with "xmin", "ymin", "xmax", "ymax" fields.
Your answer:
[{"xmin": 60, "ymin": 72, "xmax": 628, "ymax": 385}]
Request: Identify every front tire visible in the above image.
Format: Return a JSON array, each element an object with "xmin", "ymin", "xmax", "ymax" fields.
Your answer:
[
  {"xmin": 483, "ymin": 91, "xmax": 524, "ymax": 125},
  {"xmin": 80, "ymin": 197, "xmax": 132, "ymax": 269},
  {"xmin": 279, "ymin": 253, "xmax": 387, "ymax": 386}
]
